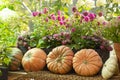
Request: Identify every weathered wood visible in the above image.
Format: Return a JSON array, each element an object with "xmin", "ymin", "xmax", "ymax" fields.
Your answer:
[
  {"xmin": 8, "ymin": 71, "xmax": 27, "ymax": 80},
  {"xmin": 9, "ymin": 71, "xmax": 27, "ymax": 75}
]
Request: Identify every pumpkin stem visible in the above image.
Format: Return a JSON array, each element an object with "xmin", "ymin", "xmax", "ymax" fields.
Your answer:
[
  {"xmin": 56, "ymin": 55, "xmax": 63, "ymax": 62},
  {"xmin": 83, "ymin": 60, "xmax": 88, "ymax": 64}
]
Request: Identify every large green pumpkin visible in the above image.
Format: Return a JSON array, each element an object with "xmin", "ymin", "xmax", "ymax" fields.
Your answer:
[{"xmin": 6, "ymin": 48, "xmax": 23, "ymax": 71}]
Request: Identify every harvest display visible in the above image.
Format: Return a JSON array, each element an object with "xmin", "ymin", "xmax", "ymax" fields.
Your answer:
[
  {"xmin": 0, "ymin": 0, "xmax": 120, "ymax": 80},
  {"xmin": 5, "ymin": 45, "xmax": 118, "ymax": 79}
]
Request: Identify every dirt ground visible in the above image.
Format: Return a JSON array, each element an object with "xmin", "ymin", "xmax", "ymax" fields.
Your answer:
[{"xmin": 8, "ymin": 69, "xmax": 120, "ymax": 80}]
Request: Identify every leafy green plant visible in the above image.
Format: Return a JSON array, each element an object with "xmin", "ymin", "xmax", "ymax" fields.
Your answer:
[
  {"xmin": 0, "ymin": 8, "xmax": 24, "ymax": 66},
  {"xmin": 25, "ymin": 8, "xmax": 68, "ymax": 48},
  {"xmin": 0, "ymin": 46, "xmax": 11, "ymax": 67},
  {"xmin": 101, "ymin": 16, "xmax": 120, "ymax": 43},
  {"xmin": 16, "ymin": 7, "xmax": 112, "ymax": 52},
  {"xmin": 0, "ymin": 19, "xmax": 19, "ymax": 48},
  {"xmin": 14, "ymin": 0, "xmax": 113, "ymax": 52}
]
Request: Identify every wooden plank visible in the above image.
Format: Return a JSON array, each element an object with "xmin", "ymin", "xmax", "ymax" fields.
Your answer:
[
  {"xmin": 9, "ymin": 71, "xmax": 27, "ymax": 75},
  {"xmin": 8, "ymin": 71, "xmax": 27, "ymax": 80}
]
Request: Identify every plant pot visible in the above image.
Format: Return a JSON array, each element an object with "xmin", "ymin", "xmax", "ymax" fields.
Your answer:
[
  {"xmin": 114, "ymin": 43, "xmax": 120, "ymax": 70},
  {"xmin": 0, "ymin": 66, "xmax": 8, "ymax": 80}
]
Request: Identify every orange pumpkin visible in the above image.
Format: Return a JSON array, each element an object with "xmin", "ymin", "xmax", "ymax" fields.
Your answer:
[
  {"xmin": 73, "ymin": 49, "xmax": 103, "ymax": 76},
  {"xmin": 6, "ymin": 48, "xmax": 23, "ymax": 71},
  {"xmin": 22, "ymin": 48, "xmax": 47, "ymax": 72},
  {"xmin": 46, "ymin": 45, "xmax": 74, "ymax": 74}
]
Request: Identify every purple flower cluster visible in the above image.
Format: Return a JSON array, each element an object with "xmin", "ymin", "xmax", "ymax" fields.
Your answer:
[
  {"xmin": 31, "ymin": 7, "xmax": 113, "ymax": 51},
  {"xmin": 32, "ymin": 12, "xmax": 38, "ymax": 16},
  {"xmin": 32, "ymin": 7, "xmax": 48, "ymax": 17},
  {"xmin": 57, "ymin": 11, "xmax": 66, "ymax": 25},
  {"xmin": 82, "ymin": 11, "xmax": 96, "ymax": 22},
  {"xmin": 42, "ymin": 32, "xmax": 71, "ymax": 45},
  {"xmin": 72, "ymin": 7, "xmax": 96, "ymax": 22},
  {"xmin": 81, "ymin": 35, "xmax": 112, "ymax": 51},
  {"xmin": 32, "ymin": 8, "xmax": 68, "ymax": 27},
  {"xmin": 50, "ymin": 12, "xmax": 66, "ymax": 25}
]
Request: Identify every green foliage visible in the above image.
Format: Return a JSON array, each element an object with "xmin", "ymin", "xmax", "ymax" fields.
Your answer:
[
  {"xmin": 0, "ymin": 54, "xmax": 11, "ymax": 67},
  {"xmin": 0, "ymin": 0, "xmax": 22, "ymax": 10},
  {"xmin": 101, "ymin": 17, "xmax": 120, "ymax": 43},
  {"xmin": 0, "ymin": 19, "xmax": 23, "ymax": 66},
  {"xmin": 0, "ymin": 0, "xmax": 116, "ymax": 52},
  {"xmin": 0, "ymin": 45, "xmax": 11, "ymax": 67},
  {"xmin": 0, "ymin": 1, "xmax": 26, "ymax": 66},
  {"xmin": 0, "ymin": 70, "xmax": 2, "ymax": 76},
  {"xmin": 0, "ymin": 21, "xmax": 16, "ymax": 47},
  {"xmin": 29, "ymin": 13, "xmax": 66, "ymax": 48}
]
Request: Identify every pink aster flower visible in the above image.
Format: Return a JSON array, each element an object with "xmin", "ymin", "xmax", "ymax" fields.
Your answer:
[
  {"xmin": 71, "ymin": 28, "xmax": 76, "ymax": 32},
  {"xmin": 72, "ymin": 6, "xmax": 77, "ymax": 12},
  {"xmin": 57, "ymin": 15, "xmax": 61, "ymax": 21},
  {"xmin": 59, "ymin": 21, "xmax": 64, "ymax": 25},
  {"xmin": 84, "ymin": 16, "xmax": 90, "ymax": 22},
  {"xmin": 45, "ymin": 18, "xmax": 49, "ymax": 22},
  {"xmin": 51, "ymin": 14, "xmax": 56, "ymax": 20},
  {"xmin": 88, "ymin": 13, "xmax": 96, "ymax": 21},
  {"xmin": 83, "ymin": 11, "xmax": 89, "ymax": 16},
  {"xmin": 53, "ymin": 34, "xmax": 59, "ymax": 39},
  {"xmin": 100, "ymin": 45, "xmax": 104, "ymax": 50},
  {"xmin": 43, "ymin": 7, "xmax": 48, "ymax": 14},
  {"xmin": 58, "ymin": 10, "xmax": 61, "ymax": 15},
  {"xmin": 103, "ymin": 21, "xmax": 107, "ymax": 25},
  {"xmin": 32, "ymin": 11, "xmax": 39, "ymax": 17},
  {"xmin": 62, "ymin": 40, "xmax": 67, "ymax": 45},
  {"xmin": 62, "ymin": 16, "xmax": 65, "ymax": 20}
]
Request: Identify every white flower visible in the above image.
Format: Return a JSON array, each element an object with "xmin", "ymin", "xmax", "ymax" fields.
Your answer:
[
  {"xmin": 76, "ymin": 0, "xmax": 85, "ymax": 8},
  {"xmin": 96, "ymin": 0, "xmax": 107, "ymax": 7},
  {"xmin": 76, "ymin": 0, "xmax": 95, "ymax": 10},
  {"xmin": 0, "ymin": 8, "xmax": 18, "ymax": 21},
  {"xmin": 61, "ymin": 0, "xmax": 73, "ymax": 4},
  {"xmin": 112, "ymin": 0, "xmax": 120, "ymax": 4},
  {"xmin": 84, "ymin": 0, "xmax": 95, "ymax": 9}
]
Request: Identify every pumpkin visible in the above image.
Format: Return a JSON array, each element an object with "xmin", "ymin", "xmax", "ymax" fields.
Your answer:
[
  {"xmin": 6, "ymin": 48, "xmax": 23, "ymax": 71},
  {"xmin": 101, "ymin": 45, "xmax": 119, "ymax": 79},
  {"xmin": 46, "ymin": 45, "xmax": 74, "ymax": 74},
  {"xmin": 22, "ymin": 48, "xmax": 47, "ymax": 72},
  {"xmin": 73, "ymin": 49, "xmax": 103, "ymax": 76}
]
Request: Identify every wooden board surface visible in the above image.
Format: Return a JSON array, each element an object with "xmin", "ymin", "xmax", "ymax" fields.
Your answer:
[
  {"xmin": 8, "ymin": 71, "xmax": 27, "ymax": 80},
  {"xmin": 8, "ymin": 70, "xmax": 120, "ymax": 80}
]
